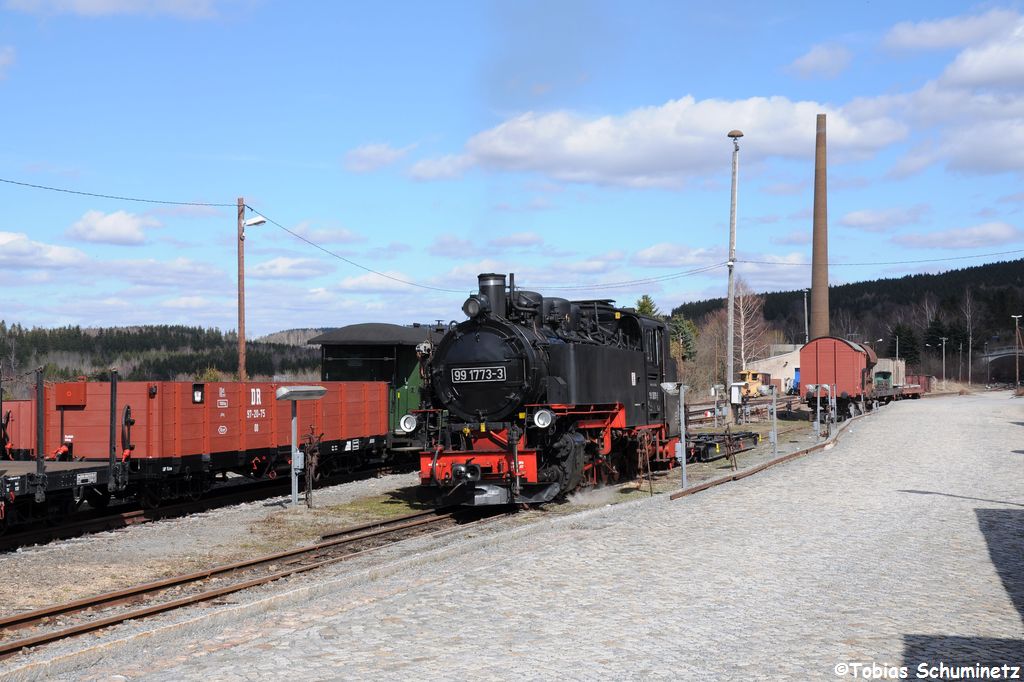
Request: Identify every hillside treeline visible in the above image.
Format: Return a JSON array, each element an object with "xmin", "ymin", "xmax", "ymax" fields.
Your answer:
[
  {"xmin": 0, "ymin": 323, "xmax": 320, "ymax": 398},
  {"xmin": 665, "ymin": 258, "xmax": 1024, "ymax": 390}
]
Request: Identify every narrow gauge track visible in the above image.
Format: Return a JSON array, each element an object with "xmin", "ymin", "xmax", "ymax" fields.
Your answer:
[
  {"xmin": 0, "ymin": 467, "xmax": 415, "ymax": 552},
  {"xmin": 0, "ymin": 507, "xmax": 502, "ymax": 659}
]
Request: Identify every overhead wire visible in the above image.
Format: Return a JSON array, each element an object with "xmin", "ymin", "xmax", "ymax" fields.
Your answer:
[
  {"xmin": 5, "ymin": 175, "xmax": 1020, "ymax": 293},
  {"xmin": 0, "ymin": 177, "xmax": 235, "ymax": 207},
  {"xmin": 245, "ymin": 205, "xmax": 468, "ymax": 294},
  {"xmin": 738, "ymin": 248, "xmax": 1024, "ymax": 267}
]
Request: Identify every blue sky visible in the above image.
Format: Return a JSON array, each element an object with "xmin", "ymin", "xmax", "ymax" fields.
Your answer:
[{"xmin": 1, "ymin": 0, "xmax": 1023, "ymax": 336}]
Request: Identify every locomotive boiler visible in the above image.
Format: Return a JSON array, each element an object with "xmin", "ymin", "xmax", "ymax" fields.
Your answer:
[{"xmin": 406, "ymin": 273, "xmax": 680, "ymax": 507}]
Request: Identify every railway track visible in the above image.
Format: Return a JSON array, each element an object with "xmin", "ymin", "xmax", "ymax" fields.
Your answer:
[
  {"xmin": 0, "ymin": 507, "xmax": 502, "ymax": 659},
  {"xmin": 0, "ymin": 466, "xmax": 417, "ymax": 552}
]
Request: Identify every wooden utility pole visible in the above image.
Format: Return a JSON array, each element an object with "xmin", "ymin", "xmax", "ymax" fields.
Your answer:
[{"xmin": 237, "ymin": 197, "xmax": 247, "ymax": 381}]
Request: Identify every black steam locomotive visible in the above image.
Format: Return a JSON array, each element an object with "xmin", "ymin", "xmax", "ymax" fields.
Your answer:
[{"xmin": 406, "ymin": 273, "xmax": 679, "ymax": 506}]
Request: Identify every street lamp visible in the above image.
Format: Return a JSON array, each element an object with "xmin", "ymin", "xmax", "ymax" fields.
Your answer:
[
  {"xmin": 1013, "ymin": 314, "xmax": 1022, "ymax": 388},
  {"xmin": 958, "ymin": 342, "xmax": 963, "ymax": 383},
  {"xmin": 237, "ymin": 197, "xmax": 266, "ymax": 382},
  {"xmin": 275, "ymin": 385, "xmax": 327, "ymax": 507},
  {"xmin": 725, "ymin": 130, "xmax": 743, "ymax": 403},
  {"xmin": 940, "ymin": 336, "xmax": 948, "ymax": 390},
  {"xmin": 660, "ymin": 382, "xmax": 689, "ymax": 489},
  {"xmin": 802, "ymin": 289, "xmax": 809, "ymax": 344},
  {"xmin": 984, "ymin": 341, "xmax": 990, "ymax": 384}
]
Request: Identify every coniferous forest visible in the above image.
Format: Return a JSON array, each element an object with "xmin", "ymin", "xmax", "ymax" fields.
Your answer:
[{"xmin": 0, "ymin": 324, "xmax": 322, "ymax": 399}]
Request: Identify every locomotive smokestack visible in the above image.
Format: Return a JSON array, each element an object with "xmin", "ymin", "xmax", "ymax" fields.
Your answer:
[
  {"xmin": 809, "ymin": 113, "xmax": 830, "ymax": 340},
  {"xmin": 478, "ymin": 273, "xmax": 507, "ymax": 318}
]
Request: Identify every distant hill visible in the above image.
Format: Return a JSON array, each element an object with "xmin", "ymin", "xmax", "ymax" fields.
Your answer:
[
  {"xmin": 256, "ymin": 328, "xmax": 329, "ymax": 346},
  {"xmin": 671, "ymin": 258, "xmax": 1024, "ymax": 348},
  {"xmin": 0, "ymin": 324, "xmax": 320, "ymax": 398}
]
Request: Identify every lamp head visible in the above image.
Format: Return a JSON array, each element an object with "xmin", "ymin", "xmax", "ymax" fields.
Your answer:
[{"xmin": 244, "ymin": 215, "xmax": 267, "ymax": 228}]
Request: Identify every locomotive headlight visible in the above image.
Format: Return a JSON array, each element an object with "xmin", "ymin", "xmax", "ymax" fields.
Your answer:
[
  {"xmin": 461, "ymin": 294, "xmax": 489, "ymax": 319},
  {"xmin": 532, "ymin": 408, "xmax": 555, "ymax": 429},
  {"xmin": 398, "ymin": 414, "xmax": 419, "ymax": 434}
]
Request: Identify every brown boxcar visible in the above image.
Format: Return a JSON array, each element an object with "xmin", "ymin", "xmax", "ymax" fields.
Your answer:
[
  {"xmin": 800, "ymin": 337, "xmax": 877, "ymax": 403},
  {"xmin": 2, "ymin": 399, "xmax": 36, "ymax": 459},
  {"xmin": 905, "ymin": 374, "xmax": 932, "ymax": 393},
  {"xmin": 40, "ymin": 380, "xmax": 388, "ymax": 500}
]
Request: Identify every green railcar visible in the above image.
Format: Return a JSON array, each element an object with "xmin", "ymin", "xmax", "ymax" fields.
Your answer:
[{"xmin": 310, "ymin": 323, "xmax": 444, "ymax": 449}]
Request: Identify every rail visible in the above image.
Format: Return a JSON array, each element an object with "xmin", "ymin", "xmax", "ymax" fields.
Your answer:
[{"xmin": 0, "ymin": 507, "xmax": 498, "ymax": 658}]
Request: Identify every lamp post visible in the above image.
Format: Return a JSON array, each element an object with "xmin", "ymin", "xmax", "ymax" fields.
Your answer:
[
  {"xmin": 725, "ymin": 130, "xmax": 743, "ymax": 403},
  {"xmin": 275, "ymin": 385, "xmax": 328, "ymax": 507},
  {"xmin": 943, "ymin": 337, "xmax": 949, "ymax": 389},
  {"xmin": 984, "ymin": 341, "xmax": 990, "ymax": 384},
  {"xmin": 237, "ymin": 198, "xmax": 266, "ymax": 382},
  {"xmin": 660, "ymin": 382, "xmax": 688, "ymax": 489},
  {"xmin": 802, "ymin": 289, "xmax": 809, "ymax": 344},
  {"xmin": 958, "ymin": 342, "xmax": 963, "ymax": 383},
  {"xmin": 1013, "ymin": 314, "xmax": 1022, "ymax": 388}
]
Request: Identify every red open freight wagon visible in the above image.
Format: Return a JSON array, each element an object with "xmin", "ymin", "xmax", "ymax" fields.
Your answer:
[{"xmin": 41, "ymin": 379, "xmax": 389, "ymax": 503}]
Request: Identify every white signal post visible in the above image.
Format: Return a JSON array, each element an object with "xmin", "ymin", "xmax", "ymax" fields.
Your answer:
[
  {"xmin": 661, "ymin": 382, "xmax": 689, "ymax": 489},
  {"xmin": 275, "ymin": 385, "xmax": 327, "ymax": 507}
]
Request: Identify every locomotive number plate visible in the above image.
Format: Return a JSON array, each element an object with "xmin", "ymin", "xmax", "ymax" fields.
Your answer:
[{"xmin": 451, "ymin": 366, "xmax": 506, "ymax": 383}]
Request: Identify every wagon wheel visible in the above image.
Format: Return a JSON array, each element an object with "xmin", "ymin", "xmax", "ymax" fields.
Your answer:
[
  {"xmin": 85, "ymin": 486, "xmax": 111, "ymax": 510},
  {"xmin": 140, "ymin": 484, "xmax": 162, "ymax": 510}
]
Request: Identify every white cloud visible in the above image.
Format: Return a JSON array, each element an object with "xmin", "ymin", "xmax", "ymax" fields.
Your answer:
[
  {"xmin": 734, "ymin": 253, "xmax": 811, "ymax": 291},
  {"xmin": 249, "ymin": 257, "xmax": 326, "ymax": 280},
  {"xmin": 941, "ymin": 24, "xmax": 1024, "ymax": 89},
  {"xmin": 770, "ymin": 230, "xmax": 811, "ymax": 246},
  {"xmin": 337, "ymin": 271, "xmax": 417, "ymax": 293},
  {"xmin": 0, "ymin": 231, "xmax": 87, "ymax": 269},
  {"xmin": 428, "ymin": 233, "xmax": 477, "ymax": 258},
  {"xmin": 565, "ymin": 251, "xmax": 625, "ymax": 274},
  {"xmin": 4, "ymin": 0, "xmax": 217, "ymax": 18},
  {"xmin": 487, "ymin": 231, "xmax": 544, "ymax": 249},
  {"xmin": 884, "ymin": 9, "xmax": 1019, "ymax": 50},
  {"xmin": 787, "ymin": 44, "xmax": 852, "ymax": 79},
  {"xmin": 66, "ymin": 210, "xmax": 160, "ymax": 245},
  {"xmin": 290, "ymin": 221, "xmax": 365, "ymax": 244},
  {"xmin": 415, "ymin": 96, "xmax": 905, "ymax": 188},
  {"xmin": 343, "ymin": 143, "xmax": 414, "ymax": 173},
  {"xmin": 942, "ymin": 119, "xmax": 1024, "ymax": 174},
  {"xmin": 364, "ymin": 242, "xmax": 412, "ymax": 260},
  {"xmin": 162, "ymin": 296, "xmax": 210, "ymax": 309},
  {"xmin": 408, "ymin": 154, "xmax": 474, "ymax": 180},
  {"xmin": 0, "ymin": 46, "xmax": 14, "ymax": 79},
  {"xmin": 633, "ymin": 243, "xmax": 724, "ymax": 267},
  {"xmin": 762, "ymin": 181, "xmax": 807, "ymax": 196},
  {"xmin": 839, "ymin": 204, "xmax": 929, "ymax": 232},
  {"xmin": 892, "ymin": 222, "xmax": 1022, "ymax": 249},
  {"xmin": 114, "ymin": 257, "xmax": 225, "ymax": 288}
]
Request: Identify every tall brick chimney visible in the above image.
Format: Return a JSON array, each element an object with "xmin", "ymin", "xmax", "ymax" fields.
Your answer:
[{"xmin": 809, "ymin": 113, "xmax": 830, "ymax": 340}]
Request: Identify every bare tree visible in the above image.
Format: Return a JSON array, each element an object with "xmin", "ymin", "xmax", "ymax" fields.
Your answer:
[
  {"xmin": 961, "ymin": 287, "xmax": 975, "ymax": 384},
  {"xmin": 734, "ymin": 279, "xmax": 769, "ymax": 369},
  {"xmin": 692, "ymin": 308, "xmax": 728, "ymax": 393},
  {"xmin": 915, "ymin": 293, "xmax": 938, "ymax": 335}
]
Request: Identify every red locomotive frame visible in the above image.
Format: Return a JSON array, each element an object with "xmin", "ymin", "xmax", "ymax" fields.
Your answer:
[{"xmin": 419, "ymin": 402, "xmax": 679, "ymax": 496}]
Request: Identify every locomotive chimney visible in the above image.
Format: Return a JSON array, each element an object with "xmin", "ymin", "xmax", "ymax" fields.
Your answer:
[
  {"xmin": 478, "ymin": 273, "xmax": 507, "ymax": 318},
  {"xmin": 809, "ymin": 113, "xmax": 830, "ymax": 340}
]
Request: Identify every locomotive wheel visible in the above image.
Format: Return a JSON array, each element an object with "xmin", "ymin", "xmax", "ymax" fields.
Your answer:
[{"xmin": 85, "ymin": 487, "xmax": 111, "ymax": 510}]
